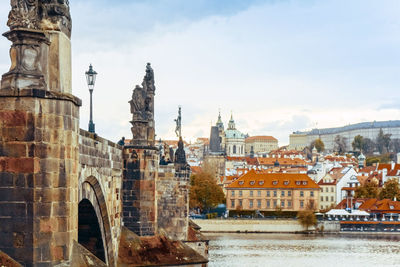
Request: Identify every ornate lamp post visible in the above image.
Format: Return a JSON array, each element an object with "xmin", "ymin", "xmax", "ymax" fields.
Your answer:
[{"xmin": 85, "ymin": 64, "xmax": 97, "ymax": 133}]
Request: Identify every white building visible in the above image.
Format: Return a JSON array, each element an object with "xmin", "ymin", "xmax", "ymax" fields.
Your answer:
[
  {"xmin": 225, "ymin": 114, "xmax": 246, "ymax": 157},
  {"xmin": 289, "ymin": 120, "xmax": 400, "ymax": 152}
]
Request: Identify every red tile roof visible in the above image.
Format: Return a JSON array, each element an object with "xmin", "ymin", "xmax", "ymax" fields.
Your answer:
[
  {"xmin": 226, "ymin": 169, "xmax": 320, "ymax": 189},
  {"xmin": 245, "ymin": 136, "xmax": 278, "ymax": 142}
]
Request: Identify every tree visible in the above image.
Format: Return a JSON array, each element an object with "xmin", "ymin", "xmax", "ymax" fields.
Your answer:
[
  {"xmin": 334, "ymin": 135, "xmax": 347, "ymax": 154},
  {"xmin": 352, "ymin": 135, "xmax": 364, "ymax": 152},
  {"xmin": 189, "ymin": 170, "xmax": 225, "ymax": 212},
  {"xmin": 376, "ymin": 129, "xmax": 391, "ymax": 154},
  {"xmin": 379, "ymin": 179, "xmax": 400, "ymax": 200},
  {"xmin": 390, "ymin": 139, "xmax": 400, "ymax": 154},
  {"xmin": 362, "ymin": 138, "xmax": 376, "ymax": 155},
  {"xmin": 312, "ymin": 139, "xmax": 325, "ymax": 153},
  {"xmin": 297, "ymin": 210, "xmax": 317, "ymax": 231},
  {"xmin": 354, "ymin": 181, "xmax": 379, "ymax": 198}
]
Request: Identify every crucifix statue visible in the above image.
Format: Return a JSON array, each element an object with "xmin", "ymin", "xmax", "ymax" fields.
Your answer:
[{"xmin": 174, "ymin": 106, "xmax": 182, "ymax": 138}]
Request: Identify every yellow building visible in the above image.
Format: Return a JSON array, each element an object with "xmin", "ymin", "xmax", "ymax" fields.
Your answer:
[
  {"xmin": 245, "ymin": 136, "xmax": 278, "ymax": 155},
  {"xmin": 288, "ymin": 133, "xmax": 308, "ymax": 151},
  {"xmin": 226, "ymin": 170, "xmax": 320, "ymax": 211}
]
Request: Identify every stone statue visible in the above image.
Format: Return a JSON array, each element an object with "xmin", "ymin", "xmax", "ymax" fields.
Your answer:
[
  {"xmin": 174, "ymin": 137, "xmax": 186, "ymax": 164},
  {"xmin": 129, "ymin": 63, "xmax": 156, "ymax": 146},
  {"xmin": 174, "ymin": 106, "xmax": 182, "ymax": 138},
  {"xmin": 117, "ymin": 137, "xmax": 125, "ymax": 146},
  {"xmin": 7, "ymin": 0, "xmax": 40, "ymax": 30},
  {"xmin": 39, "ymin": 0, "xmax": 72, "ymax": 38},
  {"xmin": 7, "ymin": 0, "xmax": 72, "ymax": 37}
]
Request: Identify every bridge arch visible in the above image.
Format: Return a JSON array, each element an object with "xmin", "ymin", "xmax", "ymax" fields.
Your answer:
[{"xmin": 78, "ymin": 176, "xmax": 115, "ymax": 266}]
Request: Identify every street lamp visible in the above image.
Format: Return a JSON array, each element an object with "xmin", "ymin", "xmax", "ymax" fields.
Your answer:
[{"xmin": 85, "ymin": 64, "xmax": 97, "ymax": 133}]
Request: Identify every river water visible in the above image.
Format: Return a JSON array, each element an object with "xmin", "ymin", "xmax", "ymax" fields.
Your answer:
[{"xmin": 206, "ymin": 233, "xmax": 400, "ymax": 267}]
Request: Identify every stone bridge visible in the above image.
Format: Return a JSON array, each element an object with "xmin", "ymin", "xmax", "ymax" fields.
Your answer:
[{"xmin": 0, "ymin": 1, "xmax": 207, "ymax": 266}]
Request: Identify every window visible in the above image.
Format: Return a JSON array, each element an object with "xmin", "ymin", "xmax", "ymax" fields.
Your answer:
[
  {"xmin": 273, "ymin": 181, "xmax": 278, "ymax": 185},
  {"xmin": 231, "ymin": 191, "xmax": 235, "ymax": 197},
  {"xmin": 284, "ymin": 180, "xmax": 289, "ymax": 185},
  {"xmin": 300, "ymin": 191, "xmax": 304, "ymax": 197},
  {"xmin": 258, "ymin": 190, "xmax": 261, "ymax": 197},
  {"xmin": 288, "ymin": 201, "xmax": 292, "ymax": 207},
  {"xmin": 239, "ymin": 199, "xmax": 243, "ymax": 206},
  {"xmin": 288, "ymin": 191, "xmax": 292, "ymax": 197},
  {"xmin": 310, "ymin": 191, "xmax": 314, "ymax": 197},
  {"xmin": 250, "ymin": 180, "xmax": 255, "ymax": 185},
  {"xmin": 296, "ymin": 181, "xmax": 301, "ymax": 185},
  {"xmin": 257, "ymin": 199, "xmax": 261, "ymax": 208},
  {"xmin": 259, "ymin": 181, "xmax": 264, "ymax": 185},
  {"xmin": 300, "ymin": 200, "xmax": 304, "ymax": 208},
  {"xmin": 273, "ymin": 200, "xmax": 277, "ymax": 208},
  {"xmin": 281, "ymin": 191, "xmax": 285, "ymax": 197},
  {"xmin": 303, "ymin": 181, "xmax": 307, "ymax": 185},
  {"xmin": 267, "ymin": 200, "xmax": 270, "ymax": 208},
  {"xmin": 249, "ymin": 199, "xmax": 253, "ymax": 208},
  {"xmin": 231, "ymin": 200, "xmax": 235, "ymax": 208},
  {"xmin": 281, "ymin": 200, "xmax": 285, "ymax": 207},
  {"xmin": 233, "ymin": 145, "xmax": 237, "ymax": 154},
  {"xmin": 239, "ymin": 191, "xmax": 243, "ymax": 197},
  {"xmin": 250, "ymin": 191, "xmax": 253, "ymax": 197},
  {"xmin": 325, "ymin": 196, "xmax": 329, "ymax": 201},
  {"xmin": 331, "ymin": 187, "xmax": 334, "ymax": 192},
  {"xmin": 321, "ymin": 196, "xmax": 323, "ymax": 202},
  {"xmin": 331, "ymin": 196, "xmax": 334, "ymax": 202},
  {"xmin": 273, "ymin": 190, "xmax": 277, "ymax": 197},
  {"xmin": 325, "ymin": 187, "xmax": 328, "ymax": 192},
  {"xmin": 267, "ymin": 191, "xmax": 270, "ymax": 197},
  {"xmin": 239, "ymin": 181, "xmax": 244, "ymax": 185}
]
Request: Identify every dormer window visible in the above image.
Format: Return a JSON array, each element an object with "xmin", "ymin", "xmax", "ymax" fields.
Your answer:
[
  {"xmin": 390, "ymin": 205, "xmax": 394, "ymax": 210},
  {"xmin": 258, "ymin": 181, "xmax": 264, "ymax": 185},
  {"xmin": 284, "ymin": 181, "xmax": 289, "ymax": 185},
  {"xmin": 250, "ymin": 180, "xmax": 255, "ymax": 185},
  {"xmin": 272, "ymin": 181, "xmax": 278, "ymax": 185},
  {"xmin": 296, "ymin": 181, "xmax": 301, "ymax": 185},
  {"xmin": 238, "ymin": 181, "xmax": 244, "ymax": 185},
  {"xmin": 303, "ymin": 181, "xmax": 308, "ymax": 185}
]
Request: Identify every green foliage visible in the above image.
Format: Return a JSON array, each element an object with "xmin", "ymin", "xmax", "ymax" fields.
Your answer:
[
  {"xmin": 379, "ymin": 179, "xmax": 400, "ymax": 200},
  {"xmin": 362, "ymin": 138, "xmax": 376, "ymax": 155},
  {"xmin": 366, "ymin": 154, "xmax": 391, "ymax": 166},
  {"xmin": 189, "ymin": 171, "xmax": 225, "ymax": 212},
  {"xmin": 297, "ymin": 210, "xmax": 317, "ymax": 231},
  {"xmin": 228, "ymin": 210, "xmax": 298, "ymax": 218},
  {"xmin": 354, "ymin": 181, "xmax": 379, "ymax": 198},
  {"xmin": 352, "ymin": 135, "xmax": 364, "ymax": 152}
]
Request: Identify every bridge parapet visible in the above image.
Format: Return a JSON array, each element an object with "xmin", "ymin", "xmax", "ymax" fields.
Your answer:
[{"xmin": 78, "ymin": 129, "xmax": 123, "ymax": 266}]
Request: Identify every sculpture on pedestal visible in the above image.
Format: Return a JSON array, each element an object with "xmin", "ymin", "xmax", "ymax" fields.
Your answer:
[{"xmin": 129, "ymin": 63, "xmax": 156, "ymax": 146}]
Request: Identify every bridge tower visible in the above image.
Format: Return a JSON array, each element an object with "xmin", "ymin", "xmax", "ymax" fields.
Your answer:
[{"xmin": 0, "ymin": 1, "xmax": 80, "ymax": 265}]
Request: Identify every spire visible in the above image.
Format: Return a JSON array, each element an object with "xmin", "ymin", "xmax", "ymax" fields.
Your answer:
[
  {"xmin": 216, "ymin": 109, "xmax": 224, "ymax": 130},
  {"xmin": 228, "ymin": 112, "xmax": 236, "ymax": 130}
]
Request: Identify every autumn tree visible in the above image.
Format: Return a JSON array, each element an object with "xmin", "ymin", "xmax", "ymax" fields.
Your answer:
[
  {"xmin": 379, "ymin": 179, "xmax": 400, "ymax": 200},
  {"xmin": 189, "ymin": 170, "xmax": 225, "ymax": 212},
  {"xmin": 354, "ymin": 181, "xmax": 379, "ymax": 198},
  {"xmin": 334, "ymin": 135, "xmax": 347, "ymax": 154},
  {"xmin": 352, "ymin": 135, "xmax": 364, "ymax": 152},
  {"xmin": 310, "ymin": 139, "xmax": 325, "ymax": 153},
  {"xmin": 297, "ymin": 201, "xmax": 317, "ymax": 231}
]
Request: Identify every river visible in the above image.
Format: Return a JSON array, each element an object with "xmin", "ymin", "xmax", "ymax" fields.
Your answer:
[{"xmin": 206, "ymin": 233, "xmax": 400, "ymax": 267}]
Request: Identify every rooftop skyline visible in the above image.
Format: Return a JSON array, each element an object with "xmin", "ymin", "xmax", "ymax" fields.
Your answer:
[{"xmin": 0, "ymin": 0, "xmax": 399, "ymax": 145}]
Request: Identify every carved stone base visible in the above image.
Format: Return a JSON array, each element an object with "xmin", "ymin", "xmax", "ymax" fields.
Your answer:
[{"xmin": 1, "ymin": 28, "xmax": 50, "ymax": 91}]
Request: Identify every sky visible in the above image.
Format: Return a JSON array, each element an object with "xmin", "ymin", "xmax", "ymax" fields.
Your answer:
[{"xmin": 0, "ymin": 0, "xmax": 400, "ymax": 146}]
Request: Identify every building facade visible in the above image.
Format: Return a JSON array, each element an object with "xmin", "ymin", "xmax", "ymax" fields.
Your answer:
[
  {"xmin": 226, "ymin": 170, "xmax": 320, "ymax": 211},
  {"xmin": 224, "ymin": 114, "xmax": 246, "ymax": 157},
  {"xmin": 245, "ymin": 136, "xmax": 278, "ymax": 155},
  {"xmin": 289, "ymin": 120, "xmax": 400, "ymax": 152}
]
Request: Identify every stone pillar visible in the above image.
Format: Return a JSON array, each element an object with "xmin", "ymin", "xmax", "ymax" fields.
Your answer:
[
  {"xmin": 0, "ymin": 7, "xmax": 80, "ymax": 266},
  {"xmin": 122, "ymin": 146, "xmax": 158, "ymax": 236}
]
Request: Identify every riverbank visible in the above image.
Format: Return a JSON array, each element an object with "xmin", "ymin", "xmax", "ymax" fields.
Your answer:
[{"xmin": 193, "ymin": 218, "xmax": 310, "ymax": 233}]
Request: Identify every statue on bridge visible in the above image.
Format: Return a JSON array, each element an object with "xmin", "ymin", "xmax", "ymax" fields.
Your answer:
[
  {"xmin": 174, "ymin": 106, "xmax": 182, "ymax": 138},
  {"xmin": 129, "ymin": 63, "xmax": 156, "ymax": 146}
]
